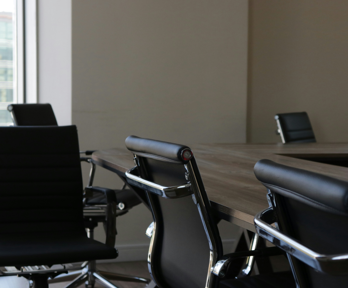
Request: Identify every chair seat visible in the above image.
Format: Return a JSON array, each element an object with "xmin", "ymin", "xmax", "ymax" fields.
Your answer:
[
  {"xmin": 0, "ymin": 234, "xmax": 117, "ymax": 266},
  {"xmin": 86, "ymin": 189, "xmax": 142, "ymax": 208},
  {"xmin": 219, "ymin": 271, "xmax": 295, "ymax": 288}
]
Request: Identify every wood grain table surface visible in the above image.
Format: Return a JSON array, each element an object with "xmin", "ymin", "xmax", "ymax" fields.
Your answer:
[{"xmin": 92, "ymin": 143, "xmax": 348, "ymax": 231}]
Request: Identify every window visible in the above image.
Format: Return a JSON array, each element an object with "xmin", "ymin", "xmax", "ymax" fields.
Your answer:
[{"xmin": 0, "ymin": 0, "xmax": 24, "ymax": 125}]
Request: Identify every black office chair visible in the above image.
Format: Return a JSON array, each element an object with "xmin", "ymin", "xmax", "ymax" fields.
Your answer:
[
  {"xmin": 0, "ymin": 126, "xmax": 118, "ymax": 288},
  {"xmin": 7, "ymin": 103, "xmax": 142, "ymax": 219},
  {"xmin": 7, "ymin": 103, "xmax": 58, "ymax": 126},
  {"xmin": 274, "ymin": 112, "xmax": 316, "ymax": 143},
  {"xmin": 124, "ymin": 135, "xmax": 295, "ymax": 288},
  {"xmin": 254, "ymin": 159, "xmax": 348, "ymax": 288},
  {"xmin": 7, "ymin": 103, "xmax": 148, "ymax": 287}
]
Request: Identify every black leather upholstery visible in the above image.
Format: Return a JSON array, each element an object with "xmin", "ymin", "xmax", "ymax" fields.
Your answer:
[
  {"xmin": 254, "ymin": 159, "xmax": 348, "ymax": 288},
  {"xmin": 0, "ymin": 126, "xmax": 117, "ymax": 266},
  {"xmin": 125, "ymin": 135, "xmax": 192, "ymax": 163},
  {"xmin": 275, "ymin": 112, "xmax": 316, "ymax": 143},
  {"xmin": 8, "ymin": 103, "xmax": 58, "ymax": 126}
]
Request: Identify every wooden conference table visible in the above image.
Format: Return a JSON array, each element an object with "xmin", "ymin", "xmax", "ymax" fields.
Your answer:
[{"xmin": 92, "ymin": 143, "xmax": 348, "ymax": 232}]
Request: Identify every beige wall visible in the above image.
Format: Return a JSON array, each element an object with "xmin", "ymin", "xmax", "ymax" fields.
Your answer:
[
  {"xmin": 72, "ymin": 0, "xmax": 248, "ymax": 149},
  {"xmin": 72, "ymin": 0, "xmax": 248, "ymax": 260},
  {"xmin": 38, "ymin": 0, "xmax": 72, "ymax": 125},
  {"xmin": 248, "ymin": 0, "xmax": 348, "ymax": 143}
]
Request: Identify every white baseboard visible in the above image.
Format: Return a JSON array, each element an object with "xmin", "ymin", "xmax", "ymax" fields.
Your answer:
[{"xmin": 98, "ymin": 238, "xmax": 237, "ymax": 263}]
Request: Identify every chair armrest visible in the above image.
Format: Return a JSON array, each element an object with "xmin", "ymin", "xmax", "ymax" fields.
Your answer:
[
  {"xmin": 84, "ymin": 186, "xmax": 117, "ymax": 247},
  {"xmin": 125, "ymin": 166, "xmax": 192, "ymax": 199},
  {"xmin": 212, "ymin": 247, "xmax": 284, "ymax": 278}
]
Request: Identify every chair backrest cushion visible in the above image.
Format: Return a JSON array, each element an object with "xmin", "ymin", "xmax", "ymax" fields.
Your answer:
[
  {"xmin": 0, "ymin": 126, "xmax": 85, "ymax": 240},
  {"xmin": 254, "ymin": 159, "xmax": 348, "ymax": 288},
  {"xmin": 275, "ymin": 112, "xmax": 315, "ymax": 143},
  {"xmin": 8, "ymin": 103, "xmax": 58, "ymax": 126}
]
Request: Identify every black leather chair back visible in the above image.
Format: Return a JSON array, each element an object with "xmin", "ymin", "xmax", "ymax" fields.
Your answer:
[
  {"xmin": 254, "ymin": 160, "xmax": 348, "ymax": 288},
  {"xmin": 125, "ymin": 136, "xmax": 223, "ymax": 288},
  {"xmin": 275, "ymin": 112, "xmax": 316, "ymax": 143},
  {"xmin": 0, "ymin": 126, "xmax": 85, "ymax": 245},
  {"xmin": 8, "ymin": 103, "xmax": 58, "ymax": 126},
  {"xmin": 0, "ymin": 125, "xmax": 117, "ymax": 272}
]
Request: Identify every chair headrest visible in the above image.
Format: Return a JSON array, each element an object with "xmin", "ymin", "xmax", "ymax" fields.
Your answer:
[
  {"xmin": 274, "ymin": 112, "xmax": 312, "ymax": 131},
  {"xmin": 8, "ymin": 103, "xmax": 58, "ymax": 126},
  {"xmin": 254, "ymin": 159, "xmax": 348, "ymax": 214},
  {"xmin": 125, "ymin": 135, "xmax": 192, "ymax": 164}
]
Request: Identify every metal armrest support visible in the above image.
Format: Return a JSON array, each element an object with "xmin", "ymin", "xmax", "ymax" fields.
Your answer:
[
  {"xmin": 211, "ymin": 247, "xmax": 284, "ymax": 278},
  {"xmin": 125, "ymin": 166, "xmax": 192, "ymax": 199},
  {"xmin": 255, "ymin": 208, "xmax": 348, "ymax": 275},
  {"xmin": 84, "ymin": 186, "xmax": 117, "ymax": 247}
]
